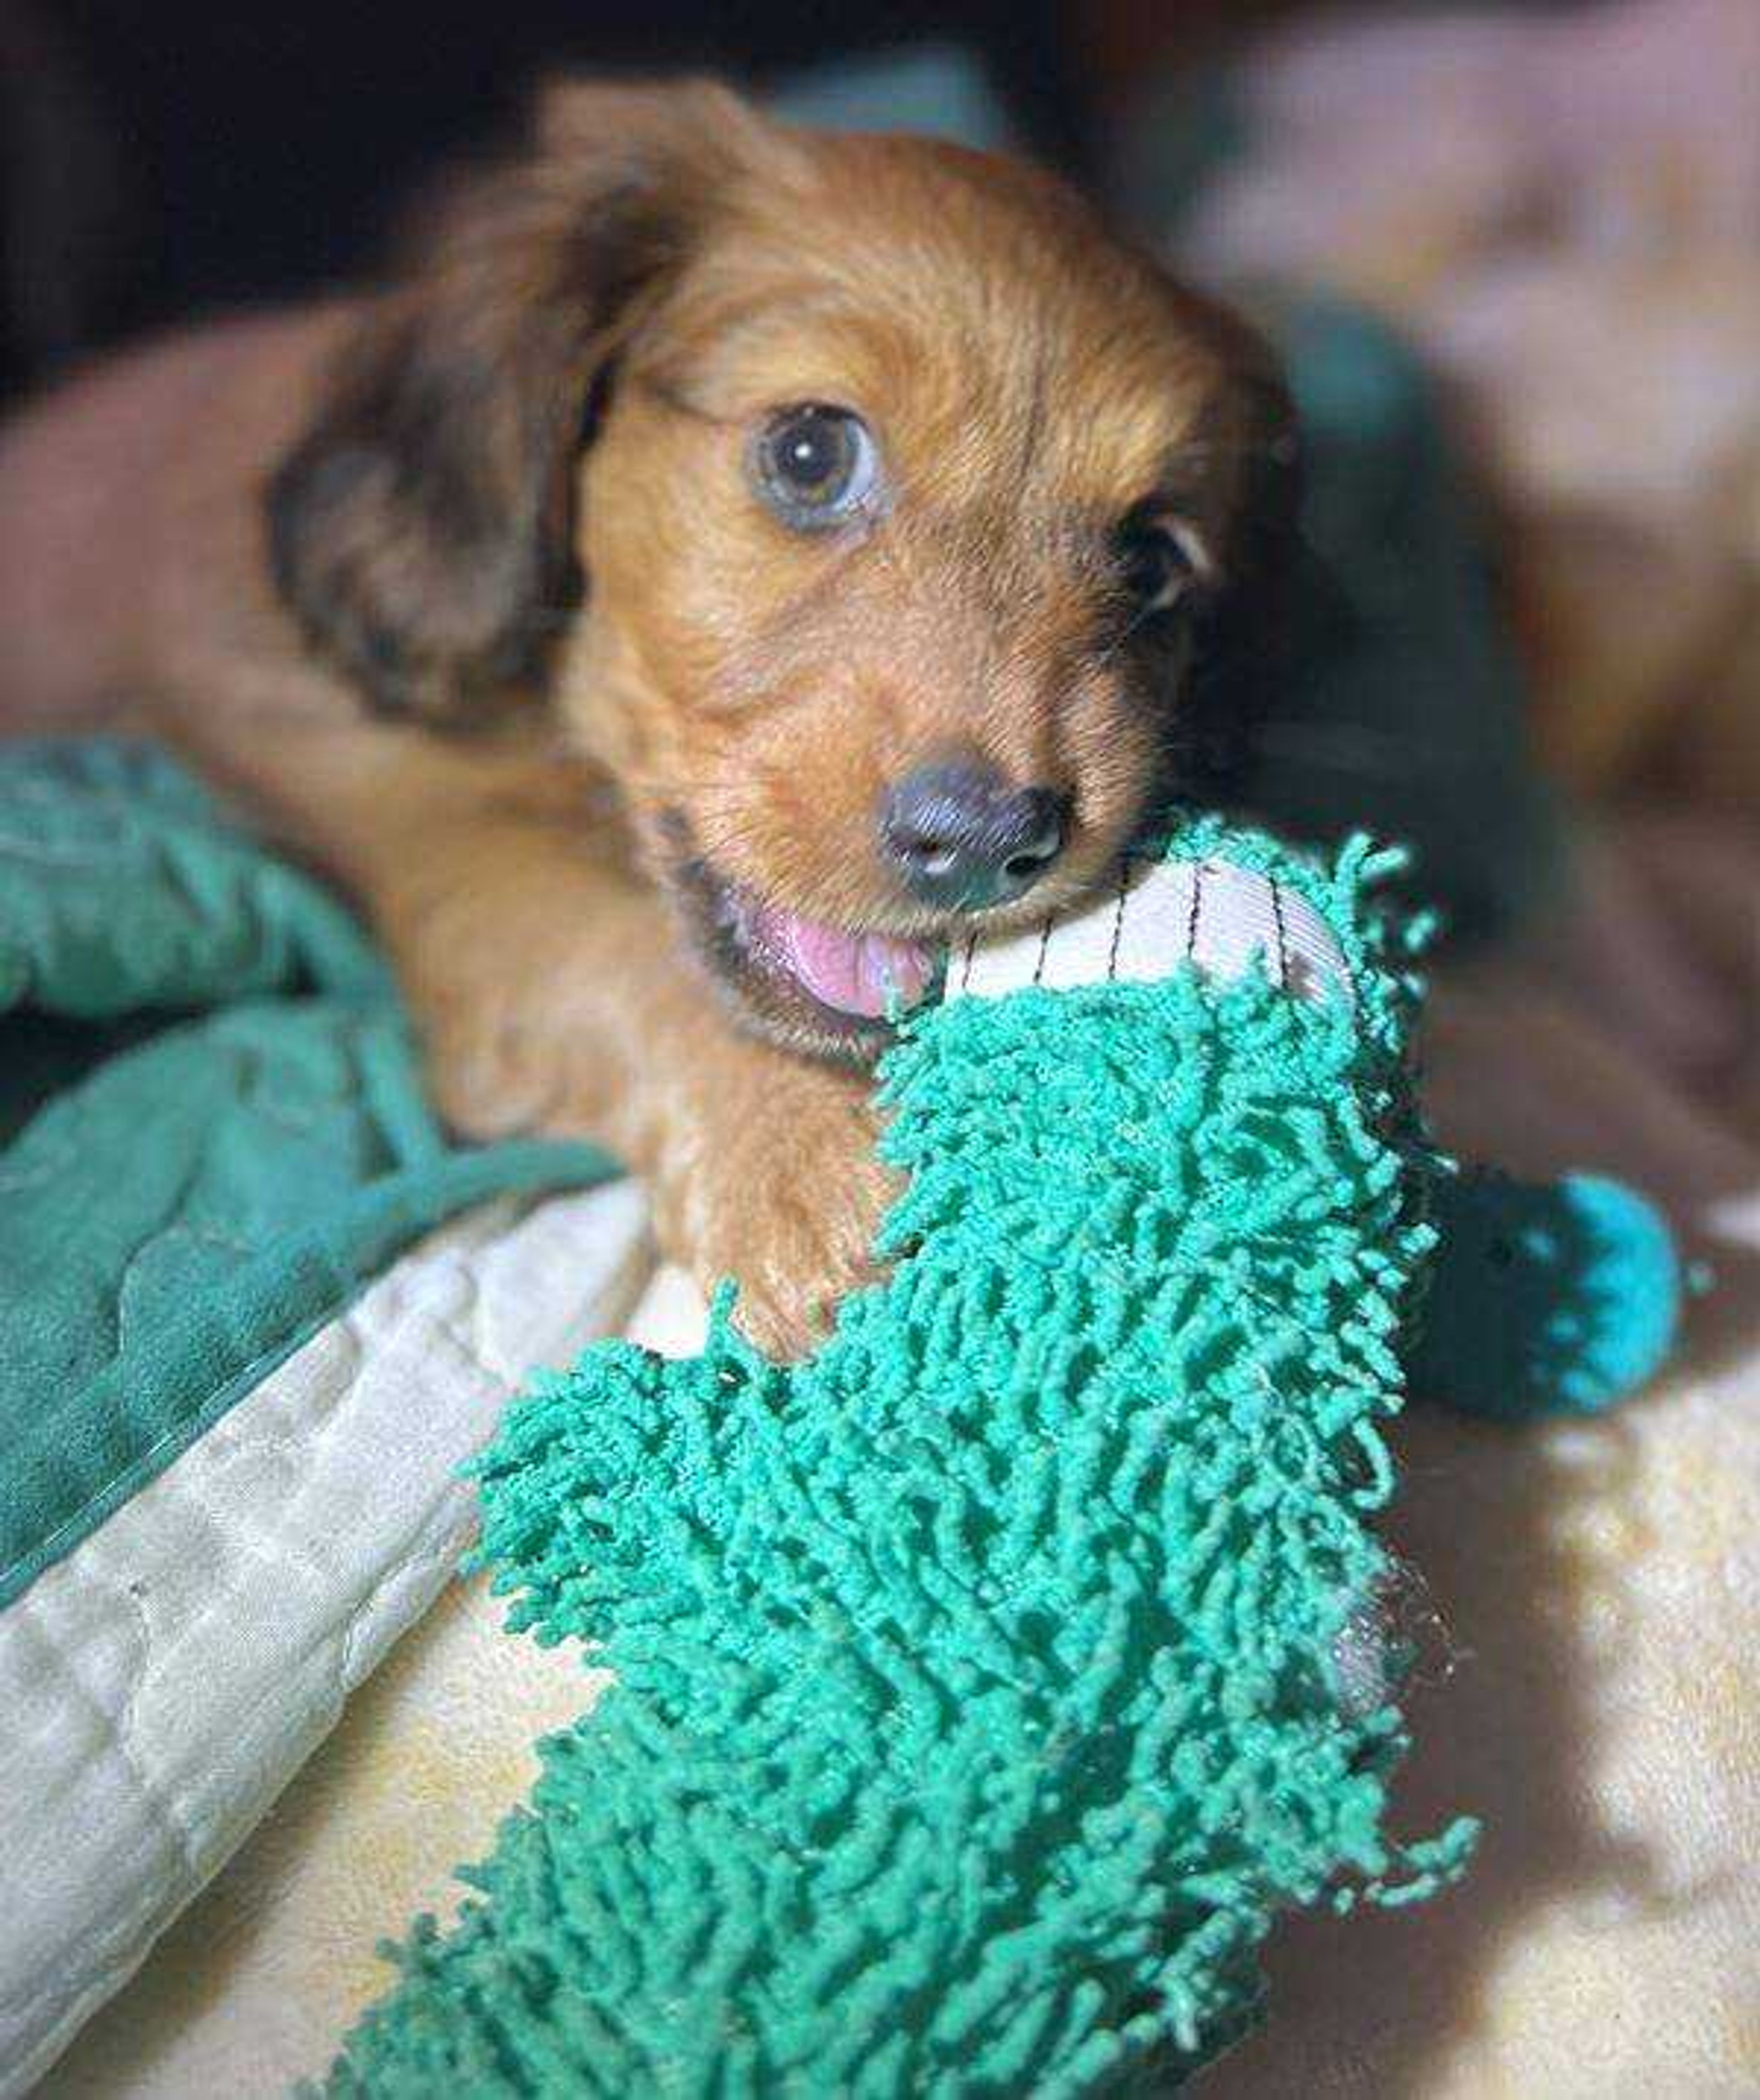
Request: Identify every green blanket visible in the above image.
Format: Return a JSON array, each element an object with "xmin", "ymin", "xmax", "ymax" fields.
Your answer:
[{"xmin": 0, "ymin": 740, "xmax": 616, "ymax": 1610}]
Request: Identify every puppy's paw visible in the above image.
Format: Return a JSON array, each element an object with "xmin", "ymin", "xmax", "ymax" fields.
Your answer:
[
  {"xmin": 402, "ymin": 929, "xmax": 620, "ymax": 1145},
  {"xmin": 418, "ymin": 995, "xmax": 585, "ymax": 1141},
  {"xmin": 661, "ymin": 1066, "xmax": 899, "ymax": 1361}
]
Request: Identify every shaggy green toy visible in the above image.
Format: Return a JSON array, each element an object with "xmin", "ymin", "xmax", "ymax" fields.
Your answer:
[{"xmin": 321, "ymin": 818, "xmax": 1677, "ymax": 2095}]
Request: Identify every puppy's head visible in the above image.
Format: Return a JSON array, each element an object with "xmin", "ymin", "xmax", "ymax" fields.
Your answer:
[{"xmin": 271, "ymin": 81, "xmax": 1297, "ymax": 1061}]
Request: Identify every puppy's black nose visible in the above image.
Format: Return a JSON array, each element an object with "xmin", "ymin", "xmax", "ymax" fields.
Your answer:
[{"xmin": 880, "ymin": 762, "xmax": 1067, "ymax": 911}]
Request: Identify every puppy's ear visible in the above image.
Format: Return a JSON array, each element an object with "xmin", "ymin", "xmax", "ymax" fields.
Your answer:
[
  {"xmin": 268, "ymin": 79, "xmax": 787, "ymax": 723},
  {"xmin": 1179, "ymin": 345, "xmax": 1307, "ymax": 797}
]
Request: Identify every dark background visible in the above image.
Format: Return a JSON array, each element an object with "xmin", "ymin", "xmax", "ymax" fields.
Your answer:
[
  {"xmin": 0, "ymin": 1, "xmax": 1320, "ymax": 402},
  {"xmin": 1, "ymin": 0, "xmax": 1156, "ymax": 404}
]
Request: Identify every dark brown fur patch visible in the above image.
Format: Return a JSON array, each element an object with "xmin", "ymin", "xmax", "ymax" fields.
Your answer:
[{"xmin": 266, "ymin": 82, "xmax": 770, "ymax": 723}]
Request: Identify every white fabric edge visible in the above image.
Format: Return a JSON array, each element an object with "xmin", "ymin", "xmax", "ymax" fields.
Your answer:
[{"xmin": 1, "ymin": 1179, "xmax": 652, "ymax": 2096}]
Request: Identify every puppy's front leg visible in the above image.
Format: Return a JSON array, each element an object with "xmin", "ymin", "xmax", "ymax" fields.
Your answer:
[
  {"xmin": 366, "ymin": 795, "xmax": 898, "ymax": 1358},
  {"xmin": 642, "ymin": 1036, "xmax": 899, "ymax": 1359}
]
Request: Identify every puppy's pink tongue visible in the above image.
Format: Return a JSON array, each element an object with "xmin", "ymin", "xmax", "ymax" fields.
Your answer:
[{"xmin": 778, "ymin": 913, "xmax": 935, "ymax": 1019}]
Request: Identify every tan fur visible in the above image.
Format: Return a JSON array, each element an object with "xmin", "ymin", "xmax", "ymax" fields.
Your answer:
[{"xmin": 0, "ymin": 82, "xmax": 1289, "ymax": 1353}]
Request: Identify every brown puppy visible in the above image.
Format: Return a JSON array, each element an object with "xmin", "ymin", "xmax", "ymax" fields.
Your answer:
[{"xmin": 0, "ymin": 80, "xmax": 1294, "ymax": 1350}]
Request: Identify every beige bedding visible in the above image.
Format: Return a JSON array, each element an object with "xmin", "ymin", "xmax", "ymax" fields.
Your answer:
[{"xmin": 38, "ymin": 815, "xmax": 1760, "ymax": 2099}]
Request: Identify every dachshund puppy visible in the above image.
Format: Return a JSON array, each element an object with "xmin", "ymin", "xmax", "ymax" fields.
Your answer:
[{"xmin": 0, "ymin": 80, "xmax": 1294, "ymax": 1351}]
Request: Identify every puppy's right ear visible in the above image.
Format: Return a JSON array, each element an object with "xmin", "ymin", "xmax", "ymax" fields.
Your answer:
[{"xmin": 268, "ymin": 79, "xmax": 792, "ymax": 724}]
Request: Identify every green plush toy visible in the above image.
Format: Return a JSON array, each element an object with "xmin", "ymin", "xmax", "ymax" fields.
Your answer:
[{"xmin": 320, "ymin": 817, "xmax": 1678, "ymax": 2096}]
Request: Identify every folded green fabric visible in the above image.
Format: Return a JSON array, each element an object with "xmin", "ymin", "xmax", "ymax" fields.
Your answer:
[{"xmin": 0, "ymin": 739, "xmax": 617, "ymax": 1608}]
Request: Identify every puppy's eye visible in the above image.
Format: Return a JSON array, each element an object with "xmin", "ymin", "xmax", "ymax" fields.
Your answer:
[
  {"xmin": 751, "ymin": 405, "xmax": 880, "ymax": 531},
  {"xmin": 1113, "ymin": 514, "xmax": 1207, "ymax": 613}
]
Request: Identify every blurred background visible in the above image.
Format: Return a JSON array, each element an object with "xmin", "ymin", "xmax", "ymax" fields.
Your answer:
[{"xmin": 2, "ymin": 0, "xmax": 1756, "ymax": 1084}]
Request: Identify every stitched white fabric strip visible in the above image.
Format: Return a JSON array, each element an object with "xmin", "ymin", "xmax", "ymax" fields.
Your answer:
[{"xmin": 951, "ymin": 855, "xmax": 1351, "ymax": 1006}]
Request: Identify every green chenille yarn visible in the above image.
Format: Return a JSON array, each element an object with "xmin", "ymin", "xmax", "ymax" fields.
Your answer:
[{"xmin": 322, "ymin": 825, "xmax": 1477, "ymax": 2097}]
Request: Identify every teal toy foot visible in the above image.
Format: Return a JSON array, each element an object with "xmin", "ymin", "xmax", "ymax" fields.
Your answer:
[{"xmin": 1414, "ymin": 1171, "xmax": 1683, "ymax": 1420}]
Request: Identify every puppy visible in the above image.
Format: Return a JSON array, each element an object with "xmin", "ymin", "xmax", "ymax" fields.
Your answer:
[{"xmin": 0, "ymin": 80, "xmax": 1295, "ymax": 1351}]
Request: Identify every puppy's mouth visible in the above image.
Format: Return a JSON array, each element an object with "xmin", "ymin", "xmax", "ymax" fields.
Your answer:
[
  {"xmin": 668, "ymin": 830, "xmax": 940, "ymax": 1061},
  {"xmin": 735, "ymin": 891, "xmax": 938, "ymax": 1021}
]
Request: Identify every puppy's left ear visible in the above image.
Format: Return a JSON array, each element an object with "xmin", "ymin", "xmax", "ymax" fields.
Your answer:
[
  {"xmin": 1178, "ymin": 329, "xmax": 1308, "ymax": 796},
  {"xmin": 268, "ymin": 79, "xmax": 794, "ymax": 724}
]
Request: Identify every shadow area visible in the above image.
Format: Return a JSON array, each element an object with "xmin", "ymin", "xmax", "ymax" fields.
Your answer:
[{"xmin": 1199, "ymin": 1394, "xmax": 1670, "ymax": 2096}]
